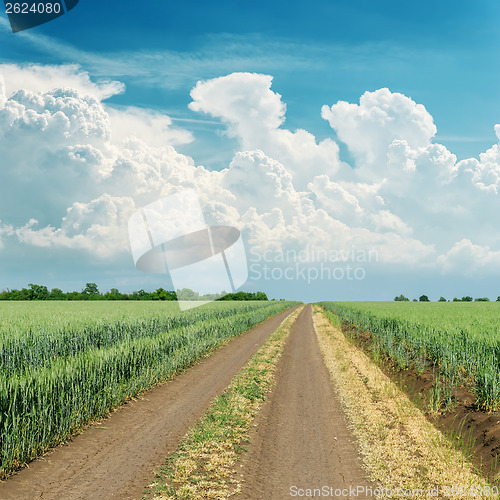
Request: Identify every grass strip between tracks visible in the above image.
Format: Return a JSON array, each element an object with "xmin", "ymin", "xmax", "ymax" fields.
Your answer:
[
  {"xmin": 313, "ymin": 306, "xmax": 497, "ymax": 499},
  {"xmin": 146, "ymin": 306, "xmax": 304, "ymax": 499}
]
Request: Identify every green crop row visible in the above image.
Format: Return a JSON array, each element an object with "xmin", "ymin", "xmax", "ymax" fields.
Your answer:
[
  {"xmin": 0, "ymin": 301, "xmax": 274, "ymax": 373},
  {"xmin": 0, "ymin": 301, "xmax": 298, "ymax": 477},
  {"xmin": 320, "ymin": 301, "xmax": 500, "ymax": 412}
]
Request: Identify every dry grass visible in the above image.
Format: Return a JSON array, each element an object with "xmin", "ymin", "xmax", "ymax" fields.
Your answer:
[
  {"xmin": 313, "ymin": 306, "xmax": 497, "ymax": 499},
  {"xmin": 148, "ymin": 306, "xmax": 303, "ymax": 499}
]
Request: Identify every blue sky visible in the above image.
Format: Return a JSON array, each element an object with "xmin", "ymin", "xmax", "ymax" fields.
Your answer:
[{"xmin": 0, "ymin": 0, "xmax": 499, "ymax": 301}]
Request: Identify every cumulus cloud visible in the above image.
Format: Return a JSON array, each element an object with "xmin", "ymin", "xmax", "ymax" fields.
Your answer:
[
  {"xmin": 437, "ymin": 239, "xmax": 500, "ymax": 275},
  {"xmin": 0, "ymin": 64, "xmax": 200, "ymax": 222},
  {"xmin": 190, "ymin": 73, "xmax": 285, "ymax": 134},
  {"xmin": 189, "ymin": 72, "xmax": 346, "ymax": 189},
  {"xmin": 196, "ymin": 150, "xmax": 434, "ymax": 264},
  {"xmin": 220, "ymin": 150, "xmax": 304, "ymax": 214},
  {"xmin": 0, "ymin": 86, "xmax": 112, "ymax": 175},
  {"xmin": 321, "ymin": 88, "xmax": 436, "ymax": 173},
  {"xmin": 455, "ymin": 129, "xmax": 500, "ymax": 194},
  {"xmin": 102, "ymin": 139, "xmax": 198, "ymax": 203},
  {"xmin": 189, "ymin": 79, "xmax": 490, "ymax": 257},
  {"xmin": 15, "ymin": 195, "xmax": 136, "ymax": 257},
  {"xmin": 307, "ymin": 174, "xmax": 415, "ymax": 243},
  {"xmin": 0, "ymin": 84, "xmax": 114, "ymax": 225},
  {"xmin": 308, "ymin": 175, "xmax": 365, "ymax": 224},
  {"xmin": 318, "ymin": 86, "xmax": 500, "ymax": 259},
  {"xmin": 1, "ymin": 65, "xmax": 500, "ymax": 278}
]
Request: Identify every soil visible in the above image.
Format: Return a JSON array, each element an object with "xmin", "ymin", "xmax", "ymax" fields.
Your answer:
[
  {"xmin": 235, "ymin": 305, "xmax": 373, "ymax": 499},
  {"xmin": 341, "ymin": 321, "xmax": 500, "ymax": 482},
  {"xmin": 0, "ymin": 306, "xmax": 298, "ymax": 500}
]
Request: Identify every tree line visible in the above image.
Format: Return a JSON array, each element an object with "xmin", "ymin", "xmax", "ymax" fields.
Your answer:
[
  {"xmin": 0, "ymin": 283, "xmax": 269, "ymax": 301},
  {"xmin": 394, "ymin": 294, "xmax": 500, "ymax": 302}
]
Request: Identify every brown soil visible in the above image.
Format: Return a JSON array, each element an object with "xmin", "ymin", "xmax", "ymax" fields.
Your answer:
[
  {"xmin": 235, "ymin": 305, "xmax": 373, "ymax": 499},
  {"xmin": 341, "ymin": 321, "xmax": 500, "ymax": 482},
  {"xmin": 0, "ymin": 306, "xmax": 298, "ymax": 500}
]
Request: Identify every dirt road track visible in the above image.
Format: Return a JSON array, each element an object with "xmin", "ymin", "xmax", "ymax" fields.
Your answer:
[
  {"xmin": 0, "ymin": 307, "xmax": 297, "ymax": 500},
  {"xmin": 237, "ymin": 305, "xmax": 373, "ymax": 499}
]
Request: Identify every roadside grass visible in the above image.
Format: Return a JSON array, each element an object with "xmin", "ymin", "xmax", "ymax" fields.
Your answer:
[
  {"xmin": 313, "ymin": 306, "xmax": 497, "ymax": 499},
  {"xmin": 146, "ymin": 306, "xmax": 303, "ymax": 499}
]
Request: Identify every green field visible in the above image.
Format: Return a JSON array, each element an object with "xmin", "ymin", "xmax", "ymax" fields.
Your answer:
[
  {"xmin": 0, "ymin": 300, "xmax": 297, "ymax": 477},
  {"xmin": 320, "ymin": 301, "xmax": 500, "ymax": 411}
]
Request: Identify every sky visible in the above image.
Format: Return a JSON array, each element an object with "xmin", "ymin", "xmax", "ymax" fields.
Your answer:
[{"xmin": 0, "ymin": 0, "xmax": 499, "ymax": 302}]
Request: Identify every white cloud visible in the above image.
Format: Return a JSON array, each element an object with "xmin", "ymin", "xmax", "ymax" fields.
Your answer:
[
  {"xmin": 16, "ymin": 195, "xmax": 136, "ymax": 258},
  {"xmin": 1, "ymin": 66, "xmax": 500, "ymax": 279},
  {"xmin": 437, "ymin": 239, "xmax": 500, "ymax": 275},
  {"xmin": 321, "ymin": 88, "xmax": 436, "ymax": 178},
  {"xmin": 0, "ymin": 86, "xmax": 111, "ymax": 153},
  {"xmin": 318, "ymin": 86, "xmax": 500, "ymax": 254},
  {"xmin": 0, "ymin": 64, "xmax": 124, "ymax": 100},
  {"xmin": 308, "ymin": 175, "xmax": 365, "ymax": 224},
  {"xmin": 0, "ymin": 84, "xmax": 116, "ymax": 223},
  {"xmin": 107, "ymin": 106, "xmax": 193, "ymax": 148},
  {"xmin": 220, "ymin": 150, "xmax": 306, "ymax": 214},
  {"xmin": 0, "ymin": 65, "xmax": 198, "ymax": 222},
  {"xmin": 369, "ymin": 210, "xmax": 413, "ymax": 236},
  {"xmin": 199, "ymin": 150, "xmax": 433, "ymax": 264},
  {"xmin": 189, "ymin": 72, "xmax": 346, "ymax": 189},
  {"xmin": 187, "ymin": 77, "xmax": 500, "ymax": 274},
  {"xmin": 455, "ymin": 129, "xmax": 500, "ymax": 193},
  {"xmin": 190, "ymin": 73, "xmax": 285, "ymax": 134}
]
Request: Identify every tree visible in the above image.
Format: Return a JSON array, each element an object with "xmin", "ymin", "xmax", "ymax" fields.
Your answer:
[
  {"xmin": 29, "ymin": 284, "xmax": 49, "ymax": 300},
  {"xmin": 497, "ymin": 296, "xmax": 500, "ymax": 302},
  {"xmin": 419, "ymin": 295, "xmax": 430, "ymax": 302},
  {"xmin": 474, "ymin": 297, "xmax": 490, "ymax": 302},
  {"xmin": 104, "ymin": 288, "xmax": 122, "ymax": 300},
  {"xmin": 0, "ymin": 284, "xmax": 274, "ymax": 301},
  {"xmin": 49, "ymin": 288, "xmax": 65, "ymax": 300},
  {"xmin": 130, "ymin": 289, "xmax": 150, "ymax": 300},
  {"xmin": 14, "ymin": 288, "xmax": 33, "ymax": 300},
  {"xmin": 438, "ymin": 296, "xmax": 447, "ymax": 302},
  {"xmin": 82, "ymin": 282, "xmax": 100, "ymax": 299},
  {"xmin": 152, "ymin": 288, "xmax": 177, "ymax": 301},
  {"xmin": 462, "ymin": 296, "xmax": 473, "ymax": 302},
  {"xmin": 217, "ymin": 291, "xmax": 269, "ymax": 301},
  {"xmin": 394, "ymin": 294, "xmax": 409, "ymax": 302}
]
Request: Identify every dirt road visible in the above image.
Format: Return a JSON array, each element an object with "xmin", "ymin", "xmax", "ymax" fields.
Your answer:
[
  {"xmin": 0, "ymin": 307, "xmax": 297, "ymax": 500},
  {"xmin": 237, "ymin": 305, "xmax": 372, "ymax": 499}
]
